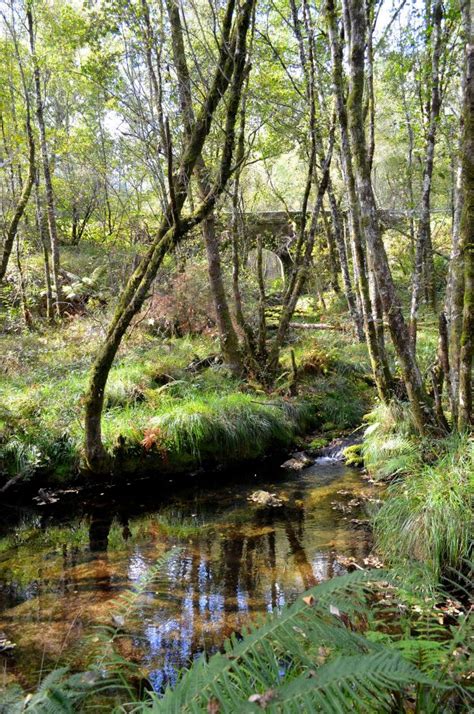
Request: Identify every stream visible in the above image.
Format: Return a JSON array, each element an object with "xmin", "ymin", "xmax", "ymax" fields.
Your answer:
[{"xmin": 0, "ymin": 457, "xmax": 375, "ymax": 691}]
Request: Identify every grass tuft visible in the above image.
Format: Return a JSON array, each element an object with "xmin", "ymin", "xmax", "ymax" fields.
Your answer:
[
  {"xmin": 362, "ymin": 402, "xmax": 422, "ymax": 479},
  {"xmin": 141, "ymin": 393, "xmax": 315, "ymax": 465},
  {"xmin": 364, "ymin": 402, "xmax": 473, "ymax": 586}
]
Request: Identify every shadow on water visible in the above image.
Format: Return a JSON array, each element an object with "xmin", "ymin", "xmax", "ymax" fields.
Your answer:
[{"xmin": 0, "ymin": 459, "xmax": 375, "ymax": 691}]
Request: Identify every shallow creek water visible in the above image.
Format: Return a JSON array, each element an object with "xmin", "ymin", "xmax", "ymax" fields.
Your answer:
[{"xmin": 0, "ymin": 458, "xmax": 374, "ymax": 691}]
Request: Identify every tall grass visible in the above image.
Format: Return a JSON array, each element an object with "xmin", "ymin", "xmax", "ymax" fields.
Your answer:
[
  {"xmin": 140, "ymin": 393, "xmax": 315, "ymax": 465},
  {"xmin": 364, "ymin": 403, "xmax": 473, "ymax": 584},
  {"xmin": 374, "ymin": 434, "xmax": 473, "ymax": 583},
  {"xmin": 362, "ymin": 402, "xmax": 423, "ymax": 479}
]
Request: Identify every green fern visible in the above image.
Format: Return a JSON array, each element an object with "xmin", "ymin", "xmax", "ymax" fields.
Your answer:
[
  {"xmin": 1, "ymin": 568, "xmax": 470, "ymax": 713},
  {"xmin": 1, "ymin": 668, "xmax": 88, "ymax": 713},
  {"xmin": 138, "ymin": 569, "xmax": 470, "ymax": 714}
]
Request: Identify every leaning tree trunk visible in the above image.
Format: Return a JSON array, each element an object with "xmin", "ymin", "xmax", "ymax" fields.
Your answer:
[
  {"xmin": 166, "ymin": 0, "xmax": 242, "ymax": 373},
  {"xmin": 0, "ymin": 118, "xmax": 34, "ymax": 282},
  {"xmin": 84, "ymin": 0, "xmax": 254, "ymax": 472},
  {"xmin": 26, "ymin": 5, "xmax": 62, "ymax": 318},
  {"xmin": 409, "ymin": 0, "xmax": 443, "ymax": 345},
  {"xmin": 342, "ymin": 0, "xmax": 440, "ymax": 435},
  {"xmin": 458, "ymin": 0, "xmax": 474, "ymax": 429}
]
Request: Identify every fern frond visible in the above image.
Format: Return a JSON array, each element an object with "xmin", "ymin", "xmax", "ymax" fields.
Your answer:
[
  {"xmin": 250, "ymin": 651, "xmax": 435, "ymax": 714},
  {"xmin": 148, "ymin": 571, "xmax": 392, "ymax": 713}
]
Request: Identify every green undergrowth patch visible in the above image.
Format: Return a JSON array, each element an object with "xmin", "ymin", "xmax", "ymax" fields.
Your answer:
[
  {"xmin": 116, "ymin": 393, "xmax": 316, "ymax": 469},
  {"xmin": 364, "ymin": 402, "xmax": 473, "ymax": 586},
  {"xmin": 280, "ymin": 333, "xmax": 374, "ymax": 434},
  {"xmin": 0, "ymin": 330, "xmax": 213, "ymax": 485},
  {"xmin": 0, "ymin": 325, "xmax": 374, "ymax": 485}
]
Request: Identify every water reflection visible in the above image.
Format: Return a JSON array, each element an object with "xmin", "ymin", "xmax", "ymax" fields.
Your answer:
[{"xmin": 0, "ymin": 460, "xmax": 374, "ymax": 689}]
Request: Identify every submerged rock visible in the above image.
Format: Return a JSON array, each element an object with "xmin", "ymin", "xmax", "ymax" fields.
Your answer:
[
  {"xmin": 281, "ymin": 451, "xmax": 313, "ymax": 470},
  {"xmin": 0, "ymin": 632, "xmax": 16, "ymax": 655},
  {"xmin": 247, "ymin": 490, "xmax": 285, "ymax": 508}
]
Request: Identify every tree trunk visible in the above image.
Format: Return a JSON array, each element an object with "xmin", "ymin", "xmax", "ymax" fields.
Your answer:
[
  {"xmin": 34, "ymin": 169, "xmax": 53, "ymax": 322},
  {"xmin": 401, "ymin": 80, "xmax": 416, "ymax": 260},
  {"xmin": 15, "ymin": 234, "xmax": 33, "ymax": 329},
  {"xmin": 409, "ymin": 0, "xmax": 443, "ymax": 344},
  {"xmin": 367, "ymin": 250, "xmax": 391, "ymax": 383},
  {"xmin": 327, "ymin": 185, "xmax": 364, "ymax": 340},
  {"xmin": 256, "ymin": 235, "xmax": 268, "ymax": 361},
  {"xmin": 458, "ymin": 0, "xmax": 474, "ymax": 429},
  {"xmin": 445, "ymin": 121, "xmax": 465, "ymax": 424},
  {"xmin": 0, "ymin": 126, "xmax": 34, "ymax": 282},
  {"xmin": 202, "ymin": 213, "xmax": 242, "ymax": 372},
  {"xmin": 165, "ymin": 0, "xmax": 242, "ymax": 373},
  {"xmin": 26, "ymin": 6, "xmax": 62, "ymax": 318},
  {"xmin": 326, "ymin": 0, "xmax": 392, "ymax": 402},
  {"xmin": 321, "ymin": 204, "xmax": 340, "ymax": 294},
  {"xmin": 84, "ymin": 0, "xmax": 254, "ymax": 471},
  {"xmin": 342, "ymin": 0, "xmax": 440, "ymax": 434}
]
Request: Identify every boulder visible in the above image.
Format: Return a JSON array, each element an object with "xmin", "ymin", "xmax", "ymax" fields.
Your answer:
[
  {"xmin": 281, "ymin": 451, "xmax": 313, "ymax": 470},
  {"xmin": 248, "ymin": 490, "xmax": 285, "ymax": 508}
]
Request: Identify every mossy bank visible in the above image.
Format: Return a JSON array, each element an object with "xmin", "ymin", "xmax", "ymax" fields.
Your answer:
[{"xmin": 0, "ymin": 324, "xmax": 373, "ymax": 490}]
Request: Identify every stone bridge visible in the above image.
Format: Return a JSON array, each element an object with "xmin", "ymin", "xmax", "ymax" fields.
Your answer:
[
  {"xmin": 218, "ymin": 207, "xmax": 450, "ymax": 276},
  {"xmin": 219, "ymin": 209, "xmax": 415, "ymax": 268},
  {"xmin": 225, "ymin": 208, "xmax": 447, "ymax": 237}
]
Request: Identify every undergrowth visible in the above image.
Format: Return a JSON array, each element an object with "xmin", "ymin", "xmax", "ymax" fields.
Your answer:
[
  {"xmin": 0, "ymin": 327, "xmax": 372, "ymax": 485},
  {"xmin": 363, "ymin": 402, "xmax": 473, "ymax": 585}
]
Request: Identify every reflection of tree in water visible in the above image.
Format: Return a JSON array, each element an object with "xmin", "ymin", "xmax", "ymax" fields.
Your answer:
[
  {"xmin": 283, "ymin": 508, "xmax": 317, "ymax": 590},
  {"xmin": 216, "ymin": 505, "xmax": 319, "ymax": 624},
  {"xmin": 87, "ymin": 504, "xmax": 132, "ymax": 595},
  {"xmin": 220, "ymin": 531, "xmax": 245, "ymax": 615},
  {"xmin": 88, "ymin": 505, "xmax": 132, "ymax": 552},
  {"xmin": 88, "ymin": 506, "xmax": 114, "ymax": 553}
]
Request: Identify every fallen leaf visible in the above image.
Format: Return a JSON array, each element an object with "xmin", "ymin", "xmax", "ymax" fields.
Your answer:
[
  {"xmin": 248, "ymin": 690, "xmax": 276, "ymax": 708},
  {"xmin": 207, "ymin": 697, "xmax": 220, "ymax": 713}
]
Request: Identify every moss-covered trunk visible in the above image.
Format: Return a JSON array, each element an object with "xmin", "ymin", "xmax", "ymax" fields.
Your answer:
[
  {"xmin": 326, "ymin": 0, "xmax": 392, "ymax": 403},
  {"xmin": 341, "ymin": 0, "xmax": 440, "ymax": 435},
  {"xmin": 458, "ymin": 0, "xmax": 474, "ymax": 429},
  {"xmin": 84, "ymin": 0, "xmax": 255, "ymax": 471}
]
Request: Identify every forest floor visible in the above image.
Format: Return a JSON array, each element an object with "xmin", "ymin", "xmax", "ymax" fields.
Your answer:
[
  {"xmin": 0, "ymin": 290, "xmax": 374, "ymax": 489},
  {"xmin": 1, "ymin": 240, "xmax": 446, "ymax": 491}
]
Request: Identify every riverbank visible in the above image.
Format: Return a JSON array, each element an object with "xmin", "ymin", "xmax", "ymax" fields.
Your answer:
[{"xmin": 0, "ymin": 322, "xmax": 373, "ymax": 492}]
